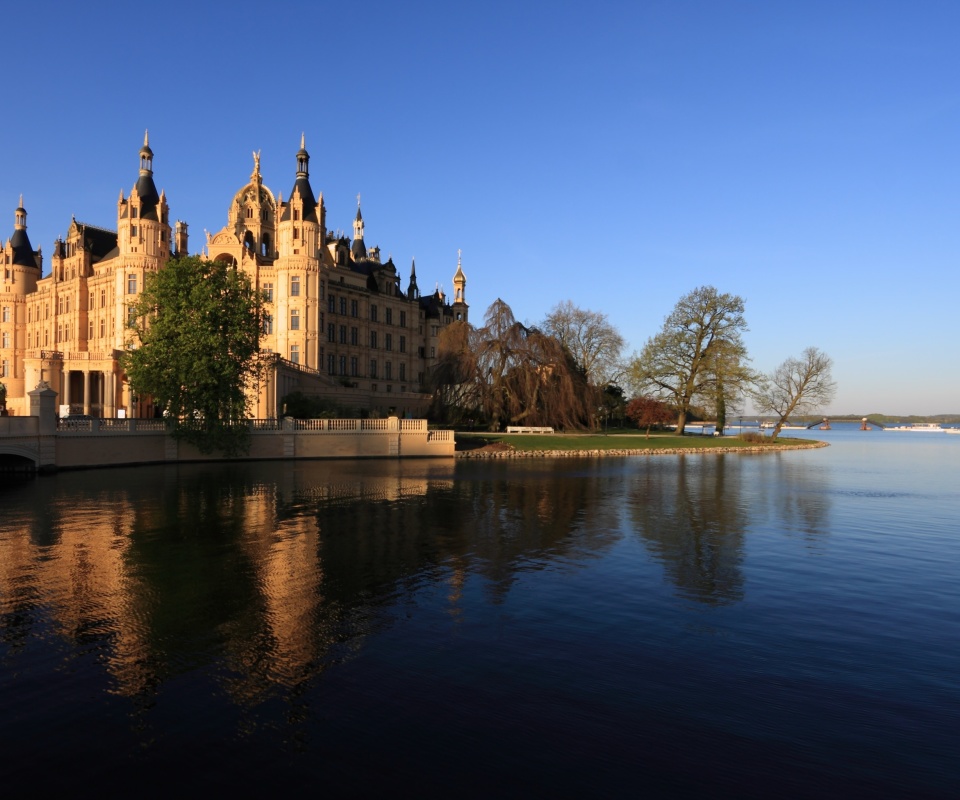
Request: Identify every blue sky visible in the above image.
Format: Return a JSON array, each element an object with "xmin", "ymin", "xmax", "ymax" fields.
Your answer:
[{"xmin": 3, "ymin": 1, "xmax": 958, "ymax": 415}]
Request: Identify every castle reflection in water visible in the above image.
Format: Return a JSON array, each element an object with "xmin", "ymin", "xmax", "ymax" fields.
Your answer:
[{"xmin": 0, "ymin": 454, "xmax": 829, "ymax": 706}]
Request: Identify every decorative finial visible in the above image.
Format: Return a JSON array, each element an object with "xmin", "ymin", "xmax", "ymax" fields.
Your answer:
[
  {"xmin": 252, "ymin": 149, "xmax": 261, "ymax": 178},
  {"xmin": 357, "ymin": 192, "xmax": 361, "ymax": 208},
  {"xmin": 300, "ymin": 131, "xmax": 305, "ymax": 149},
  {"xmin": 19, "ymin": 194, "xmax": 23, "ymax": 208},
  {"xmin": 144, "ymin": 129, "xmax": 149, "ymax": 147},
  {"xmin": 457, "ymin": 248, "xmax": 462, "ymax": 265}
]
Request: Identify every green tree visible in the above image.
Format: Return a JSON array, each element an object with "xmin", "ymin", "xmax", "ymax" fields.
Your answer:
[
  {"xmin": 628, "ymin": 286, "xmax": 749, "ymax": 435},
  {"xmin": 700, "ymin": 338, "xmax": 757, "ymax": 435},
  {"xmin": 123, "ymin": 255, "xmax": 266, "ymax": 455},
  {"xmin": 752, "ymin": 347, "xmax": 836, "ymax": 442}
]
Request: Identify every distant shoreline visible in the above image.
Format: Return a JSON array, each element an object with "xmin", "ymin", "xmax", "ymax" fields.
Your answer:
[{"xmin": 456, "ymin": 440, "xmax": 829, "ymax": 459}]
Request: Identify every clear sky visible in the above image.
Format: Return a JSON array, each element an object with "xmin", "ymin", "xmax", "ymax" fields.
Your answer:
[{"xmin": 3, "ymin": 1, "xmax": 957, "ymax": 415}]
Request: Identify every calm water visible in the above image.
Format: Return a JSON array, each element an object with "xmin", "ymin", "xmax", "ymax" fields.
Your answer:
[{"xmin": 1, "ymin": 428, "xmax": 958, "ymax": 796}]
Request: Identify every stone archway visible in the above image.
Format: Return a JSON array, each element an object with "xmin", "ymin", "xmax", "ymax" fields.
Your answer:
[{"xmin": 0, "ymin": 444, "xmax": 40, "ymax": 472}]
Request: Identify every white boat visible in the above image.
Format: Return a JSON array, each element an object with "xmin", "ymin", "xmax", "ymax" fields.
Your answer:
[
  {"xmin": 886, "ymin": 423, "xmax": 945, "ymax": 432},
  {"xmin": 945, "ymin": 428, "xmax": 960, "ymax": 435}
]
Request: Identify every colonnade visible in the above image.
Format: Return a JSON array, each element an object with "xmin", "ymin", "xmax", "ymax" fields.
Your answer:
[{"xmin": 27, "ymin": 353, "xmax": 140, "ymax": 419}]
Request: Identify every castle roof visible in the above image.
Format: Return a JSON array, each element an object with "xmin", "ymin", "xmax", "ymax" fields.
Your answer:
[
  {"xmin": 72, "ymin": 221, "xmax": 119, "ymax": 261},
  {"xmin": 10, "ymin": 228, "xmax": 36, "ymax": 266}
]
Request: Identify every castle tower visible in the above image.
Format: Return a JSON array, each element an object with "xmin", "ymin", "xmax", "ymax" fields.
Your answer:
[
  {"xmin": 277, "ymin": 133, "xmax": 323, "ymax": 259},
  {"xmin": 174, "ymin": 220, "xmax": 189, "ymax": 257},
  {"xmin": 1, "ymin": 197, "xmax": 42, "ymax": 413},
  {"xmin": 351, "ymin": 196, "xmax": 367, "ymax": 261},
  {"xmin": 407, "ymin": 257, "xmax": 420, "ymax": 299},
  {"xmin": 452, "ymin": 250, "xmax": 468, "ymax": 322},
  {"xmin": 118, "ymin": 131, "xmax": 172, "ymax": 262}
]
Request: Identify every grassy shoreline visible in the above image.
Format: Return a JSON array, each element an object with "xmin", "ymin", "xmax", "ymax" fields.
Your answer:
[{"xmin": 455, "ymin": 431, "xmax": 828, "ymax": 457}]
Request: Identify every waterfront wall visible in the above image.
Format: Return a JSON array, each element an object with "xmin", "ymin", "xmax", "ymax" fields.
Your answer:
[{"xmin": 0, "ymin": 388, "xmax": 453, "ymax": 472}]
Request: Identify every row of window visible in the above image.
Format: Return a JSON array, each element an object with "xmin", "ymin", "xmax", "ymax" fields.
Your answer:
[
  {"xmin": 322, "ymin": 324, "xmax": 408, "ymax": 352},
  {"xmin": 267, "ymin": 280, "xmax": 413, "ymax": 332},
  {"xmin": 323, "ymin": 355, "xmax": 407, "ymax": 382},
  {"xmin": 325, "ymin": 294, "xmax": 407, "ymax": 327}
]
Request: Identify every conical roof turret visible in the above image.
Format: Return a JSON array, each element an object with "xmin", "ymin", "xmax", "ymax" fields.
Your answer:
[{"xmin": 9, "ymin": 196, "xmax": 38, "ymax": 267}]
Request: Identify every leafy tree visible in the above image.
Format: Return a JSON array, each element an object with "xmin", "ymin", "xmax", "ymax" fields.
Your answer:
[
  {"xmin": 752, "ymin": 347, "xmax": 837, "ymax": 441},
  {"xmin": 600, "ymin": 383, "xmax": 627, "ymax": 429},
  {"xmin": 123, "ymin": 255, "xmax": 266, "ymax": 455},
  {"xmin": 541, "ymin": 300, "xmax": 626, "ymax": 387},
  {"xmin": 699, "ymin": 338, "xmax": 758, "ymax": 434},
  {"xmin": 628, "ymin": 286, "xmax": 749, "ymax": 434},
  {"xmin": 626, "ymin": 396, "xmax": 675, "ymax": 438}
]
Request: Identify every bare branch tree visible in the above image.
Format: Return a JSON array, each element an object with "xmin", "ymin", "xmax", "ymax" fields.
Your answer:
[
  {"xmin": 752, "ymin": 347, "xmax": 837, "ymax": 441},
  {"xmin": 541, "ymin": 300, "xmax": 626, "ymax": 387}
]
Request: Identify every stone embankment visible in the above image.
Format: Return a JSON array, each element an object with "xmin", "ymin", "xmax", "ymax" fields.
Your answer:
[{"xmin": 456, "ymin": 441, "xmax": 829, "ymax": 459}]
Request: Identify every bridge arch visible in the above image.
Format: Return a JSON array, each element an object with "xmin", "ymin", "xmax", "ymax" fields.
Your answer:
[{"xmin": 0, "ymin": 445, "xmax": 40, "ymax": 472}]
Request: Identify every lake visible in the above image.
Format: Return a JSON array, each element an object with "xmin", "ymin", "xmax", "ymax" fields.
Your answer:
[{"xmin": 1, "ymin": 427, "xmax": 958, "ymax": 796}]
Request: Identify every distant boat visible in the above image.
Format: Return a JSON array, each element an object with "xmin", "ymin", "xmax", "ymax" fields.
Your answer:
[
  {"xmin": 945, "ymin": 428, "xmax": 960, "ymax": 435},
  {"xmin": 886, "ymin": 423, "xmax": 945, "ymax": 432}
]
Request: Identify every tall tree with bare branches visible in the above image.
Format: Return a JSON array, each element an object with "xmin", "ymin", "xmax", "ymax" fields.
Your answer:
[
  {"xmin": 541, "ymin": 300, "xmax": 625, "ymax": 387},
  {"xmin": 752, "ymin": 347, "xmax": 836, "ymax": 441}
]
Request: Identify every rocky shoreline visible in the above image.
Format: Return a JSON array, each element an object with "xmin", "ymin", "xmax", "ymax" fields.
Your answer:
[{"xmin": 455, "ymin": 441, "xmax": 830, "ymax": 458}]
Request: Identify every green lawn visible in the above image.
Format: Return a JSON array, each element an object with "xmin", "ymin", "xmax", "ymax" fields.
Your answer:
[{"xmin": 456, "ymin": 431, "xmax": 820, "ymax": 452}]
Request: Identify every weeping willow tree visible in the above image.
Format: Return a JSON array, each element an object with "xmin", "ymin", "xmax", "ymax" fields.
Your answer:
[
  {"xmin": 429, "ymin": 320, "xmax": 483, "ymax": 425},
  {"xmin": 428, "ymin": 299, "xmax": 597, "ymax": 430}
]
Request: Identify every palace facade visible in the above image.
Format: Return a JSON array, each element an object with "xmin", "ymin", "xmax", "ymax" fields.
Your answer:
[{"xmin": 0, "ymin": 134, "xmax": 467, "ymax": 419}]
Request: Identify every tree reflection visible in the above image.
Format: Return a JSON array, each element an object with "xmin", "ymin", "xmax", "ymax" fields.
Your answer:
[
  {"xmin": 629, "ymin": 455, "xmax": 747, "ymax": 605},
  {"xmin": 771, "ymin": 457, "xmax": 831, "ymax": 544}
]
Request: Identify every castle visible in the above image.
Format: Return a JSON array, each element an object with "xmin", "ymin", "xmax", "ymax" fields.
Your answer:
[{"xmin": 0, "ymin": 134, "xmax": 468, "ymax": 419}]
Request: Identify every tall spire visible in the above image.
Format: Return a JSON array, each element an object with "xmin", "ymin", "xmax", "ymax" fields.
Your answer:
[
  {"xmin": 140, "ymin": 129, "xmax": 154, "ymax": 175},
  {"xmin": 407, "ymin": 257, "xmax": 420, "ymax": 299},
  {"xmin": 296, "ymin": 132, "xmax": 309, "ymax": 178},
  {"xmin": 134, "ymin": 132, "xmax": 160, "ymax": 211},
  {"xmin": 10, "ymin": 197, "xmax": 37, "ymax": 266},
  {"xmin": 453, "ymin": 249, "xmax": 467, "ymax": 305},
  {"xmin": 351, "ymin": 193, "xmax": 367, "ymax": 260},
  {"xmin": 14, "ymin": 196, "xmax": 26, "ymax": 230},
  {"xmin": 283, "ymin": 134, "xmax": 318, "ymax": 222}
]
